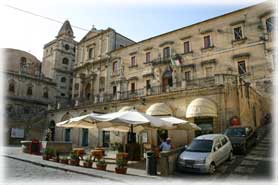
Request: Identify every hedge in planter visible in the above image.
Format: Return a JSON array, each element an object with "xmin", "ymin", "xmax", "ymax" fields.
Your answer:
[
  {"xmin": 59, "ymin": 156, "xmax": 69, "ymax": 164},
  {"xmin": 115, "ymin": 158, "xmax": 127, "ymax": 174},
  {"xmin": 96, "ymin": 159, "xmax": 107, "ymax": 171},
  {"xmin": 42, "ymin": 147, "xmax": 56, "ymax": 160},
  {"xmin": 83, "ymin": 156, "xmax": 93, "ymax": 168},
  {"xmin": 69, "ymin": 152, "xmax": 80, "ymax": 166}
]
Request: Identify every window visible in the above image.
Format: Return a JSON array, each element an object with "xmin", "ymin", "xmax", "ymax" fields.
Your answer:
[
  {"xmin": 61, "ymin": 77, "xmax": 66, "ymax": 83},
  {"xmin": 146, "ymin": 80, "xmax": 151, "ymax": 89},
  {"xmin": 185, "ymin": 71, "xmax": 191, "ymax": 81},
  {"xmin": 62, "ymin": 58, "xmax": 69, "ymax": 65},
  {"xmin": 131, "ymin": 56, "xmax": 136, "ymax": 67},
  {"xmin": 238, "ymin": 61, "xmax": 247, "ymax": 75},
  {"xmin": 146, "ymin": 52, "xmax": 151, "ymax": 63},
  {"xmin": 204, "ymin": 35, "xmax": 211, "ymax": 48},
  {"xmin": 113, "ymin": 61, "xmax": 118, "ymax": 72},
  {"xmin": 74, "ymin": 83, "xmax": 79, "ymax": 90},
  {"xmin": 131, "ymin": 83, "xmax": 135, "ymax": 93},
  {"xmin": 61, "ymin": 93, "xmax": 65, "ymax": 97},
  {"xmin": 184, "ymin": 41, "xmax": 190, "ymax": 53},
  {"xmin": 43, "ymin": 88, "xmax": 48, "ymax": 98},
  {"xmin": 88, "ymin": 48, "xmax": 94, "ymax": 59},
  {"xmin": 20, "ymin": 57, "xmax": 27, "ymax": 65},
  {"xmin": 234, "ymin": 26, "xmax": 243, "ymax": 40},
  {"xmin": 64, "ymin": 44, "xmax": 70, "ymax": 50},
  {"xmin": 205, "ymin": 67, "xmax": 213, "ymax": 77},
  {"xmin": 8, "ymin": 83, "xmax": 15, "ymax": 93},
  {"xmin": 163, "ymin": 47, "xmax": 171, "ymax": 59},
  {"xmin": 27, "ymin": 86, "xmax": 32, "ymax": 96},
  {"xmin": 266, "ymin": 17, "xmax": 273, "ymax": 33},
  {"xmin": 113, "ymin": 86, "xmax": 117, "ymax": 96}
]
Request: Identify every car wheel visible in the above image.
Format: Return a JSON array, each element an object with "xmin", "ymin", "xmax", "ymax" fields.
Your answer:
[
  {"xmin": 228, "ymin": 151, "xmax": 233, "ymax": 161},
  {"xmin": 208, "ymin": 163, "xmax": 216, "ymax": 175}
]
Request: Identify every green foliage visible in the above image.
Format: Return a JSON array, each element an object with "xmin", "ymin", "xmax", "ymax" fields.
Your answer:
[
  {"xmin": 44, "ymin": 147, "xmax": 56, "ymax": 156},
  {"xmin": 111, "ymin": 142, "xmax": 124, "ymax": 152},
  {"xmin": 96, "ymin": 159, "xmax": 106, "ymax": 166},
  {"xmin": 70, "ymin": 151, "xmax": 79, "ymax": 160},
  {"xmin": 85, "ymin": 156, "xmax": 92, "ymax": 162},
  {"xmin": 116, "ymin": 158, "xmax": 127, "ymax": 168}
]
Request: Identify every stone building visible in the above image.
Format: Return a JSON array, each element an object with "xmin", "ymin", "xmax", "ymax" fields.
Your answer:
[
  {"xmin": 3, "ymin": 48, "xmax": 57, "ymax": 144},
  {"xmin": 42, "ymin": 20, "xmax": 77, "ymax": 107},
  {"xmin": 72, "ymin": 26, "xmax": 135, "ymax": 105},
  {"xmin": 48, "ymin": 2, "xmax": 274, "ymax": 148}
]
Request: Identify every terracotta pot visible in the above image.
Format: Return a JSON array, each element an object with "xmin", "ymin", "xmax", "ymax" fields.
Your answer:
[
  {"xmin": 52, "ymin": 157, "xmax": 60, "ymax": 162},
  {"xmin": 70, "ymin": 159, "xmax": 80, "ymax": 166},
  {"xmin": 115, "ymin": 167, "xmax": 127, "ymax": 174},
  {"xmin": 83, "ymin": 161, "xmax": 92, "ymax": 168},
  {"xmin": 42, "ymin": 155, "xmax": 51, "ymax": 160},
  {"xmin": 59, "ymin": 159, "xmax": 68, "ymax": 164},
  {"xmin": 96, "ymin": 164, "xmax": 107, "ymax": 171}
]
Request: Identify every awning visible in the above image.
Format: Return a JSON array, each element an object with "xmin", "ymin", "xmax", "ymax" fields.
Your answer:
[
  {"xmin": 186, "ymin": 98, "xmax": 217, "ymax": 118},
  {"xmin": 118, "ymin": 106, "xmax": 134, "ymax": 112},
  {"xmin": 146, "ymin": 103, "xmax": 173, "ymax": 116}
]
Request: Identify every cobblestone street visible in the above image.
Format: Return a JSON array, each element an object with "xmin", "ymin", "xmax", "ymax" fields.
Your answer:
[{"xmin": 4, "ymin": 157, "xmax": 115, "ymax": 183}]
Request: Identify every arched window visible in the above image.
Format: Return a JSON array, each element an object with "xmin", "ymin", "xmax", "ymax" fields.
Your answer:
[
  {"xmin": 20, "ymin": 57, "xmax": 27, "ymax": 72},
  {"xmin": 64, "ymin": 44, "xmax": 70, "ymax": 50},
  {"xmin": 113, "ymin": 61, "xmax": 118, "ymax": 72},
  {"xmin": 27, "ymin": 86, "xmax": 32, "ymax": 96},
  {"xmin": 62, "ymin": 58, "xmax": 69, "ymax": 65},
  {"xmin": 88, "ymin": 48, "xmax": 94, "ymax": 59},
  {"xmin": 20, "ymin": 57, "xmax": 27, "ymax": 65},
  {"xmin": 8, "ymin": 82, "xmax": 15, "ymax": 93},
  {"xmin": 61, "ymin": 77, "xmax": 66, "ymax": 83}
]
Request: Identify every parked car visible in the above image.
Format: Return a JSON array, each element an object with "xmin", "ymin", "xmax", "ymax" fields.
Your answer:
[
  {"xmin": 176, "ymin": 134, "xmax": 233, "ymax": 174},
  {"xmin": 224, "ymin": 126, "xmax": 257, "ymax": 154}
]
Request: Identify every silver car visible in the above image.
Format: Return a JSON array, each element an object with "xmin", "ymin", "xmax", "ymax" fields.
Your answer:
[{"xmin": 177, "ymin": 134, "xmax": 233, "ymax": 174}]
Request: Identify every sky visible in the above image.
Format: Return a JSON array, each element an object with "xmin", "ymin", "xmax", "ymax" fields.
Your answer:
[{"xmin": 0, "ymin": 0, "xmax": 268, "ymax": 60}]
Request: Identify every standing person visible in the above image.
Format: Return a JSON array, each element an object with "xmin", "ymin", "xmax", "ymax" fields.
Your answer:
[{"xmin": 160, "ymin": 138, "xmax": 174, "ymax": 151}]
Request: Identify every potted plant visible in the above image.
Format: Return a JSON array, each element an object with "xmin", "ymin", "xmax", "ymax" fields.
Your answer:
[
  {"xmin": 115, "ymin": 158, "xmax": 128, "ymax": 174},
  {"xmin": 52, "ymin": 152, "xmax": 60, "ymax": 162},
  {"xmin": 59, "ymin": 155, "xmax": 68, "ymax": 164},
  {"xmin": 96, "ymin": 159, "xmax": 107, "ymax": 171},
  {"xmin": 69, "ymin": 152, "xmax": 80, "ymax": 166},
  {"xmin": 83, "ymin": 156, "xmax": 93, "ymax": 168},
  {"xmin": 42, "ymin": 147, "xmax": 55, "ymax": 160}
]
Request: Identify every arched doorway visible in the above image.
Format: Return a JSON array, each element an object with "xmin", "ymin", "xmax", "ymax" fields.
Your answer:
[
  {"xmin": 85, "ymin": 83, "xmax": 91, "ymax": 100},
  {"xmin": 186, "ymin": 98, "xmax": 217, "ymax": 136},
  {"xmin": 162, "ymin": 68, "xmax": 173, "ymax": 92},
  {"xmin": 49, "ymin": 120, "xmax": 56, "ymax": 141}
]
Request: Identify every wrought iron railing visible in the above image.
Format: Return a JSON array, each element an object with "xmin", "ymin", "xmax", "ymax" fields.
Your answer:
[{"xmin": 61, "ymin": 74, "xmax": 237, "ymax": 108}]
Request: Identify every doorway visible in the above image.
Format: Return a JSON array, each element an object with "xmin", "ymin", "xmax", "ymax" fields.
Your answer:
[
  {"xmin": 162, "ymin": 69, "xmax": 173, "ymax": 92},
  {"xmin": 65, "ymin": 128, "xmax": 71, "ymax": 142},
  {"xmin": 82, "ymin": 128, "xmax": 89, "ymax": 146},
  {"xmin": 102, "ymin": 131, "xmax": 110, "ymax": 147},
  {"xmin": 194, "ymin": 117, "xmax": 213, "ymax": 136}
]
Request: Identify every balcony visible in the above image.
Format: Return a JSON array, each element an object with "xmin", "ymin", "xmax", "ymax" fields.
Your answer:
[{"xmin": 70, "ymin": 74, "xmax": 237, "ymax": 108}]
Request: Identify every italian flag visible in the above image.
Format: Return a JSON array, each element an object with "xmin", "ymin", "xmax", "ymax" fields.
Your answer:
[{"xmin": 171, "ymin": 57, "xmax": 182, "ymax": 66}]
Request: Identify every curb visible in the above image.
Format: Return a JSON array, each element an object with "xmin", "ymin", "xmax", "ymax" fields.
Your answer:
[{"xmin": 3, "ymin": 154, "xmax": 160, "ymax": 181}]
